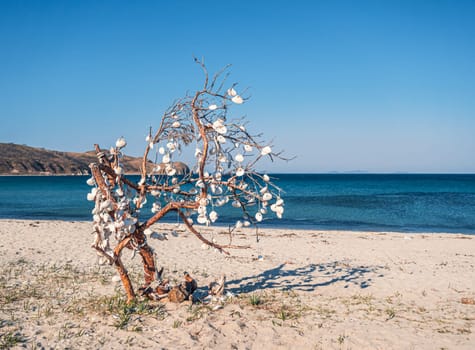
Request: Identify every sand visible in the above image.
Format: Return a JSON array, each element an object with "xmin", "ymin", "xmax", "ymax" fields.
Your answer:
[{"xmin": 0, "ymin": 219, "xmax": 474, "ymax": 349}]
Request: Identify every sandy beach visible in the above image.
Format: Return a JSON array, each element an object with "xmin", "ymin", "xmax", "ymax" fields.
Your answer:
[{"xmin": 0, "ymin": 219, "xmax": 474, "ymax": 349}]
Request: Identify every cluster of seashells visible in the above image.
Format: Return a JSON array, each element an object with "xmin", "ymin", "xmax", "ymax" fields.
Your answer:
[
  {"xmin": 86, "ymin": 137, "xmax": 144, "ymax": 264},
  {"xmin": 136, "ymin": 84, "xmax": 285, "ymax": 231}
]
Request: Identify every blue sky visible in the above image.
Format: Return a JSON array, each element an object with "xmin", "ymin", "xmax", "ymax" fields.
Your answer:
[{"xmin": 0, "ymin": 0, "xmax": 474, "ymax": 173}]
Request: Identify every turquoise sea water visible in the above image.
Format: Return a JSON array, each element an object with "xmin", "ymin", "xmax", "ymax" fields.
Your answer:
[{"xmin": 0, "ymin": 174, "xmax": 474, "ymax": 234}]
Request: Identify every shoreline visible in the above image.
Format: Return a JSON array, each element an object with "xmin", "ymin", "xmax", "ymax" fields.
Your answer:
[
  {"xmin": 1, "ymin": 218, "xmax": 474, "ymax": 236},
  {"xmin": 0, "ymin": 219, "xmax": 474, "ymax": 349}
]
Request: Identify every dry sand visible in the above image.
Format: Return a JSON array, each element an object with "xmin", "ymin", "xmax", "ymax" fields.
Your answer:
[{"xmin": 0, "ymin": 219, "xmax": 474, "ymax": 349}]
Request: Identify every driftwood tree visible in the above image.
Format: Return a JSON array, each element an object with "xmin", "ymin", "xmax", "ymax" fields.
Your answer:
[{"xmin": 87, "ymin": 60, "xmax": 285, "ymax": 303}]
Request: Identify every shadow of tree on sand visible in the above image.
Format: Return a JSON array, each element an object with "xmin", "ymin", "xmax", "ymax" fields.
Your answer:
[{"xmin": 226, "ymin": 262, "xmax": 385, "ymax": 294}]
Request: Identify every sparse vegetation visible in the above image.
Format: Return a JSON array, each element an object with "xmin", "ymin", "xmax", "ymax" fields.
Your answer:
[
  {"xmin": 249, "ymin": 294, "xmax": 262, "ymax": 306},
  {"xmin": 0, "ymin": 331, "xmax": 27, "ymax": 349}
]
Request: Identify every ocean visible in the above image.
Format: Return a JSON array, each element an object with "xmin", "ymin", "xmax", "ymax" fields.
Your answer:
[{"xmin": 1, "ymin": 174, "xmax": 474, "ymax": 234}]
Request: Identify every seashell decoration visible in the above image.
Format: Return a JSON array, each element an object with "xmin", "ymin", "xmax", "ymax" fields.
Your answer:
[
  {"xmin": 212, "ymin": 119, "xmax": 227, "ymax": 134},
  {"xmin": 235, "ymin": 154, "xmax": 244, "ymax": 162},
  {"xmin": 209, "ymin": 210, "xmax": 218, "ymax": 223},
  {"xmin": 231, "ymin": 95, "xmax": 244, "ymax": 104},
  {"xmin": 217, "ymin": 135, "xmax": 226, "ymax": 143},
  {"xmin": 115, "ymin": 137, "xmax": 127, "ymax": 149},
  {"xmin": 261, "ymin": 146, "xmax": 272, "ymax": 155},
  {"xmin": 227, "ymin": 87, "xmax": 237, "ymax": 97}
]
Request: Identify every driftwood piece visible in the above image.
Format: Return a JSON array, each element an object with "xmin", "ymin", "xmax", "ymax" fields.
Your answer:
[{"xmin": 86, "ymin": 60, "xmax": 287, "ymax": 303}]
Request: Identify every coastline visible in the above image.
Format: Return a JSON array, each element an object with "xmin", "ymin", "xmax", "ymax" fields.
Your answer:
[{"xmin": 0, "ymin": 219, "xmax": 474, "ymax": 349}]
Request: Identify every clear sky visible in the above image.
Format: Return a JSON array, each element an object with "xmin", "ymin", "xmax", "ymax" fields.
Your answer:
[{"xmin": 1, "ymin": 0, "xmax": 474, "ymax": 173}]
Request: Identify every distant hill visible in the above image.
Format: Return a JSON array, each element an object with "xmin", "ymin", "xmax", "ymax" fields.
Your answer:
[{"xmin": 0, "ymin": 143, "xmax": 188, "ymax": 176}]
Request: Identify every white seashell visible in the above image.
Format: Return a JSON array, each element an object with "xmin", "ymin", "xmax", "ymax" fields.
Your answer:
[
  {"xmin": 187, "ymin": 218, "xmax": 193, "ymax": 225},
  {"xmin": 235, "ymin": 220, "xmax": 243, "ymax": 229},
  {"xmin": 262, "ymin": 192, "xmax": 272, "ymax": 201},
  {"xmin": 162, "ymin": 154, "xmax": 170, "ymax": 164},
  {"xmin": 115, "ymin": 188, "xmax": 124, "ymax": 197},
  {"xmin": 149, "ymin": 142, "xmax": 154, "ymax": 149},
  {"xmin": 166, "ymin": 142, "xmax": 176, "ymax": 151},
  {"xmin": 87, "ymin": 188, "xmax": 98, "ymax": 201},
  {"xmin": 261, "ymin": 146, "xmax": 272, "ymax": 155},
  {"xmin": 201, "ymin": 243, "xmax": 210, "ymax": 250},
  {"xmin": 195, "ymin": 148, "xmax": 202, "ymax": 157},
  {"xmin": 244, "ymin": 144, "xmax": 253, "ymax": 152},
  {"xmin": 100, "ymin": 199, "xmax": 113, "ymax": 212},
  {"xmin": 227, "ymin": 87, "xmax": 237, "ymax": 97},
  {"xmin": 112, "ymin": 275, "xmax": 121, "ymax": 283},
  {"xmin": 263, "ymin": 174, "xmax": 270, "ymax": 182},
  {"xmin": 236, "ymin": 168, "xmax": 245, "ymax": 177},
  {"xmin": 260, "ymin": 207, "xmax": 267, "ymax": 214},
  {"xmin": 213, "ymin": 185, "xmax": 223, "ymax": 195},
  {"xmin": 209, "ymin": 210, "xmax": 218, "ymax": 223},
  {"xmin": 145, "ymin": 135, "xmax": 151, "ymax": 142},
  {"xmin": 166, "ymin": 167, "xmax": 176, "ymax": 176},
  {"xmin": 213, "ymin": 119, "xmax": 227, "ymax": 134},
  {"xmin": 232, "ymin": 200, "xmax": 241, "ymax": 208},
  {"xmin": 218, "ymin": 154, "xmax": 227, "ymax": 162},
  {"xmin": 151, "ymin": 190, "xmax": 160, "ymax": 196},
  {"xmin": 86, "ymin": 177, "xmax": 96, "ymax": 186},
  {"xmin": 239, "ymin": 125, "xmax": 246, "ymax": 131},
  {"xmin": 276, "ymin": 206, "xmax": 284, "ymax": 215},
  {"xmin": 151, "ymin": 202, "xmax": 161, "ymax": 213},
  {"xmin": 172, "ymin": 121, "xmax": 181, "ymax": 128},
  {"xmin": 115, "ymin": 137, "xmax": 127, "ymax": 149},
  {"xmin": 235, "ymin": 154, "xmax": 244, "ymax": 162},
  {"xmin": 217, "ymin": 135, "xmax": 226, "ymax": 143},
  {"xmin": 276, "ymin": 198, "xmax": 284, "ymax": 206},
  {"xmin": 159, "ymin": 147, "xmax": 165, "ymax": 155},
  {"xmin": 216, "ymin": 125, "xmax": 227, "ymax": 134},
  {"xmin": 276, "ymin": 212, "xmax": 283, "ymax": 219},
  {"xmin": 231, "ymin": 95, "xmax": 244, "ymax": 104},
  {"xmin": 101, "ymin": 212, "xmax": 111, "ymax": 222},
  {"xmin": 243, "ymin": 220, "xmax": 251, "ymax": 227},
  {"xmin": 255, "ymin": 212, "xmax": 263, "ymax": 222},
  {"xmin": 114, "ymin": 166, "xmax": 123, "ymax": 175},
  {"xmin": 208, "ymin": 104, "xmax": 218, "ymax": 110},
  {"xmin": 197, "ymin": 215, "xmax": 208, "ymax": 224}
]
